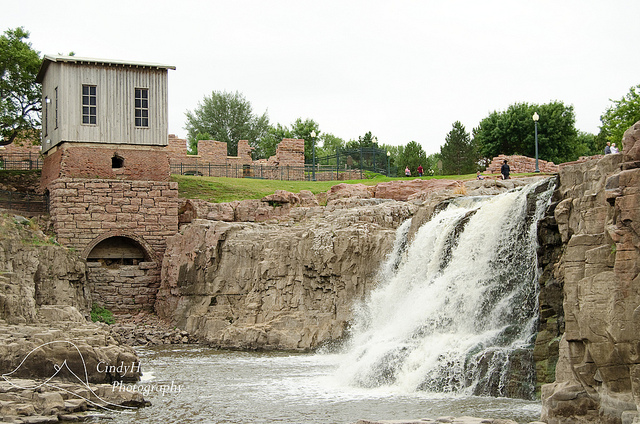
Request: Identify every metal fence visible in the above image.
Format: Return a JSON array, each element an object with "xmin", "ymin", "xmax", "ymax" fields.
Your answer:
[
  {"xmin": 0, "ymin": 153, "xmax": 44, "ymax": 170},
  {"xmin": 170, "ymin": 162, "xmax": 373, "ymax": 181},
  {"xmin": 171, "ymin": 147, "xmax": 397, "ymax": 181},
  {"xmin": 0, "ymin": 189, "xmax": 48, "ymax": 216}
]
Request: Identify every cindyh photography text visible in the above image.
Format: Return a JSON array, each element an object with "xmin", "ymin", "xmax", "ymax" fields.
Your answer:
[{"xmin": 112, "ymin": 380, "xmax": 184, "ymax": 397}]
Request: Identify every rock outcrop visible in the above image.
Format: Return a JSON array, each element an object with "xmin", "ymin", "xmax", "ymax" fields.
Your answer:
[
  {"xmin": 157, "ymin": 199, "xmax": 418, "ymax": 350},
  {"xmin": 541, "ymin": 121, "xmax": 640, "ymax": 424},
  {"xmin": 158, "ymin": 177, "xmax": 545, "ymax": 351},
  {"xmin": 0, "ymin": 214, "xmax": 142, "ymax": 386}
]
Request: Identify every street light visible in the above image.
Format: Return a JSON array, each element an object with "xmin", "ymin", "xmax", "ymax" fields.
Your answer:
[
  {"xmin": 387, "ymin": 151, "xmax": 391, "ymax": 177},
  {"xmin": 532, "ymin": 112, "xmax": 540, "ymax": 172},
  {"xmin": 372, "ymin": 136, "xmax": 378, "ymax": 172},
  {"xmin": 310, "ymin": 130, "xmax": 317, "ymax": 181}
]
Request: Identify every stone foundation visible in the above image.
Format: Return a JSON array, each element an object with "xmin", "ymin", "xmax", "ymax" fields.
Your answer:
[
  {"xmin": 87, "ymin": 262, "xmax": 160, "ymax": 314},
  {"xmin": 48, "ymin": 177, "xmax": 179, "ymax": 313}
]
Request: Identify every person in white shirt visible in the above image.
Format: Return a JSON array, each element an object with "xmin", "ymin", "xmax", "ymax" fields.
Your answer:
[{"xmin": 611, "ymin": 143, "xmax": 619, "ymax": 154}]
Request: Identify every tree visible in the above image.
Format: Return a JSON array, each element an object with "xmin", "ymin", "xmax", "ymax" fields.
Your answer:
[
  {"xmin": 599, "ymin": 84, "xmax": 640, "ymax": 148},
  {"xmin": 254, "ymin": 118, "xmax": 321, "ymax": 162},
  {"xmin": 255, "ymin": 123, "xmax": 291, "ymax": 159},
  {"xmin": 473, "ymin": 101, "xmax": 579, "ymax": 164},
  {"xmin": 440, "ymin": 121, "xmax": 477, "ymax": 175},
  {"xmin": 396, "ymin": 140, "xmax": 427, "ymax": 177},
  {"xmin": 184, "ymin": 90, "xmax": 270, "ymax": 156},
  {"xmin": 0, "ymin": 27, "xmax": 42, "ymax": 146},
  {"xmin": 425, "ymin": 152, "xmax": 443, "ymax": 176},
  {"xmin": 289, "ymin": 118, "xmax": 320, "ymax": 163},
  {"xmin": 187, "ymin": 132, "xmax": 212, "ymax": 155}
]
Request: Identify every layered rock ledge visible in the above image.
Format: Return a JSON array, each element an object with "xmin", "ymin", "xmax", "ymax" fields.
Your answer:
[
  {"xmin": 158, "ymin": 176, "xmax": 546, "ymax": 351},
  {"xmin": 540, "ymin": 121, "xmax": 640, "ymax": 424}
]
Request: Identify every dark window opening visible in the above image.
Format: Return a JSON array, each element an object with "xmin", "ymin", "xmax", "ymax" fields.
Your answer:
[
  {"xmin": 82, "ymin": 85, "xmax": 97, "ymax": 125},
  {"xmin": 87, "ymin": 236, "xmax": 148, "ymax": 267},
  {"xmin": 112, "ymin": 154, "xmax": 124, "ymax": 168},
  {"xmin": 135, "ymin": 88, "xmax": 149, "ymax": 127}
]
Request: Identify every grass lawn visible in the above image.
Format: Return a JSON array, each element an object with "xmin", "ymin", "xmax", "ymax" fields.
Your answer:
[{"xmin": 171, "ymin": 172, "xmax": 545, "ymax": 203}]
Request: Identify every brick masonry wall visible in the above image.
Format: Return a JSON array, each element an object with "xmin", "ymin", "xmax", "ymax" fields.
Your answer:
[
  {"xmin": 49, "ymin": 178, "xmax": 179, "ymax": 258},
  {"xmin": 168, "ymin": 135, "xmax": 305, "ymax": 177},
  {"xmin": 48, "ymin": 178, "xmax": 179, "ymax": 312},
  {"xmin": 485, "ymin": 154, "xmax": 559, "ymax": 174},
  {"xmin": 40, "ymin": 143, "xmax": 170, "ymax": 191},
  {"xmin": 0, "ymin": 141, "xmax": 42, "ymax": 156},
  {"xmin": 87, "ymin": 262, "xmax": 160, "ymax": 314}
]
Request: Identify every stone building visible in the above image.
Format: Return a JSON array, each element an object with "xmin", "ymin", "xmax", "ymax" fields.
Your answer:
[
  {"xmin": 36, "ymin": 55, "xmax": 178, "ymax": 313},
  {"xmin": 167, "ymin": 134, "xmax": 305, "ymax": 179}
]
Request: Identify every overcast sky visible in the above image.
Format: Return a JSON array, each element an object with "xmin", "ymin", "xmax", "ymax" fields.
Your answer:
[{"xmin": 3, "ymin": 0, "xmax": 639, "ymax": 154}]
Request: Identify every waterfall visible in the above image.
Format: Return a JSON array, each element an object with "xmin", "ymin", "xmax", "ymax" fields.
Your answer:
[{"xmin": 338, "ymin": 179, "xmax": 554, "ymax": 399}]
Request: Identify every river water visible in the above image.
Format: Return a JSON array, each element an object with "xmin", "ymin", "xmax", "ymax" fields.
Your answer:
[
  {"xmin": 96, "ymin": 181, "xmax": 551, "ymax": 423},
  {"xmin": 98, "ymin": 345, "xmax": 541, "ymax": 424}
]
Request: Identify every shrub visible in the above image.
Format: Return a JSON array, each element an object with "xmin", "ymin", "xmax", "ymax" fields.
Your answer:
[{"xmin": 90, "ymin": 303, "xmax": 115, "ymax": 325}]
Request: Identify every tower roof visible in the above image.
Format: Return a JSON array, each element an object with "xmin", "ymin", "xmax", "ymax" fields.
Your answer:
[{"xmin": 36, "ymin": 54, "xmax": 176, "ymax": 83}]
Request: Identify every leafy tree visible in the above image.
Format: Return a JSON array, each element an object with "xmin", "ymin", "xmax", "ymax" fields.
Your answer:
[
  {"xmin": 187, "ymin": 132, "xmax": 213, "ymax": 155},
  {"xmin": 255, "ymin": 123, "xmax": 291, "ymax": 159},
  {"xmin": 185, "ymin": 90, "xmax": 270, "ymax": 156},
  {"xmin": 396, "ymin": 140, "xmax": 427, "ymax": 177},
  {"xmin": 599, "ymin": 84, "xmax": 640, "ymax": 148},
  {"xmin": 0, "ymin": 27, "xmax": 42, "ymax": 146},
  {"xmin": 317, "ymin": 133, "xmax": 344, "ymax": 157},
  {"xmin": 289, "ymin": 118, "xmax": 320, "ymax": 163},
  {"xmin": 425, "ymin": 152, "xmax": 443, "ymax": 176},
  {"xmin": 473, "ymin": 101, "xmax": 579, "ymax": 164},
  {"xmin": 575, "ymin": 131, "xmax": 599, "ymax": 157},
  {"xmin": 254, "ymin": 118, "xmax": 321, "ymax": 162},
  {"xmin": 440, "ymin": 121, "xmax": 477, "ymax": 175}
]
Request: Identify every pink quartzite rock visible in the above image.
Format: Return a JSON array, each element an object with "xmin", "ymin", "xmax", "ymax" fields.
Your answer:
[
  {"xmin": 326, "ymin": 183, "xmax": 374, "ymax": 202},
  {"xmin": 373, "ymin": 179, "xmax": 458, "ymax": 201},
  {"xmin": 623, "ymin": 120, "xmax": 640, "ymax": 163}
]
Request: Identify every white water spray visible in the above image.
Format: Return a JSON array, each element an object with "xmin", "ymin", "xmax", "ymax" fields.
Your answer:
[{"xmin": 338, "ymin": 179, "xmax": 554, "ymax": 399}]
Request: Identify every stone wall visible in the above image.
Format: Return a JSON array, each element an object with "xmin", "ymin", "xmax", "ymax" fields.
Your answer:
[
  {"xmin": 40, "ymin": 143, "xmax": 171, "ymax": 190},
  {"xmin": 485, "ymin": 154, "xmax": 558, "ymax": 174},
  {"xmin": 49, "ymin": 178, "xmax": 179, "ymax": 260},
  {"xmin": 168, "ymin": 135, "xmax": 305, "ymax": 179},
  {"xmin": 0, "ymin": 140, "xmax": 41, "ymax": 156},
  {"xmin": 48, "ymin": 178, "xmax": 179, "ymax": 312},
  {"xmin": 87, "ymin": 261, "xmax": 160, "ymax": 314},
  {"xmin": 540, "ymin": 120, "xmax": 640, "ymax": 424}
]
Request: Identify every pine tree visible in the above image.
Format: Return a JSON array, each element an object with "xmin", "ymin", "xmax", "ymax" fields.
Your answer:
[{"xmin": 440, "ymin": 121, "xmax": 477, "ymax": 175}]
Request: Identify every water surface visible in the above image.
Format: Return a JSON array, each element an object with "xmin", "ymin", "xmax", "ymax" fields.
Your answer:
[{"xmin": 98, "ymin": 345, "xmax": 541, "ymax": 424}]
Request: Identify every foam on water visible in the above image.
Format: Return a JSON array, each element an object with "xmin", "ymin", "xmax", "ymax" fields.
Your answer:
[{"xmin": 337, "ymin": 180, "xmax": 554, "ymax": 398}]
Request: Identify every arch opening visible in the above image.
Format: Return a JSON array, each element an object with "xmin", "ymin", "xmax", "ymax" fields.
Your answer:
[
  {"xmin": 87, "ymin": 236, "xmax": 149, "ymax": 266},
  {"xmin": 111, "ymin": 154, "xmax": 124, "ymax": 169}
]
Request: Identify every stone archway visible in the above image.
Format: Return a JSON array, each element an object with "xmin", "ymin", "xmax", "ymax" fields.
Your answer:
[{"xmin": 84, "ymin": 232, "xmax": 160, "ymax": 314}]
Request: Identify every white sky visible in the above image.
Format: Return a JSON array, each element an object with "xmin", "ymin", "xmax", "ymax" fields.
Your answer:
[{"xmin": 3, "ymin": 0, "xmax": 639, "ymax": 154}]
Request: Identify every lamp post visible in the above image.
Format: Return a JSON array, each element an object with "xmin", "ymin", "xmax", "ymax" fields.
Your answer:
[
  {"xmin": 310, "ymin": 130, "xmax": 317, "ymax": 181},
  {"xmin": 533, "ymin": 112, "xmax": 540, "ymax": 173},
  {"xmin": 387, "ymin": 151, "xmax": 391, "ymax": 177},
  {"xmin": 372, "ymin": 136, "xmax": 377, "ymax": 173}
]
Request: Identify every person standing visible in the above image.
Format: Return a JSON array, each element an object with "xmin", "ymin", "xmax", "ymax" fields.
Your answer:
[
  {"xmin": 417, "ymin": 165, "xmax": 423, "ymax": 177},
  {"xmin": 501, "ymin": 160, "xmax": 511, "ymax": 180},
  {"xmin": 604, "ymin": 142, "xmax": 611, "ymax": 154},
  {"xmin": 405, "ymin": 166, "xmax": 411, "ymax": 177},
  {"xmin": 611, "ymin": 143, "xmax": 619, "ymax": 154}
]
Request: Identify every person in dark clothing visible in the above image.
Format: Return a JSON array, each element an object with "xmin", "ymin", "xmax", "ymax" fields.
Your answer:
[
  {"xmin": 501, "ymin": 160, "xmax": 510, "ymax": 180},
  {"xmin": 604, "ymin": 142, "xmax": 611, "ymax": 155},
  {"xmin": 417, "ymin": 165, "xmax": 423, "ymax": 177}
]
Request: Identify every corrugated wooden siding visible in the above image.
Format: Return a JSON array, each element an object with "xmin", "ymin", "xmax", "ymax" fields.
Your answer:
[{"xmin": 41, "ymin": 62, "xmax": 169, "ymax": 153}]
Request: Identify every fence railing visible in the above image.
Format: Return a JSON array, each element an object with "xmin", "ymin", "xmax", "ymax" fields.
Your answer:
[
  {"xmin": 0, "ymin": 153, "xmax": 44, "ymax": 170},
  {"xmin": 170, "ymin": 162, "xmax": 381, "ymax": 181},
  {"xmin": 0, "ymin": 189, "xmax": 48, "ymax": 215}
]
